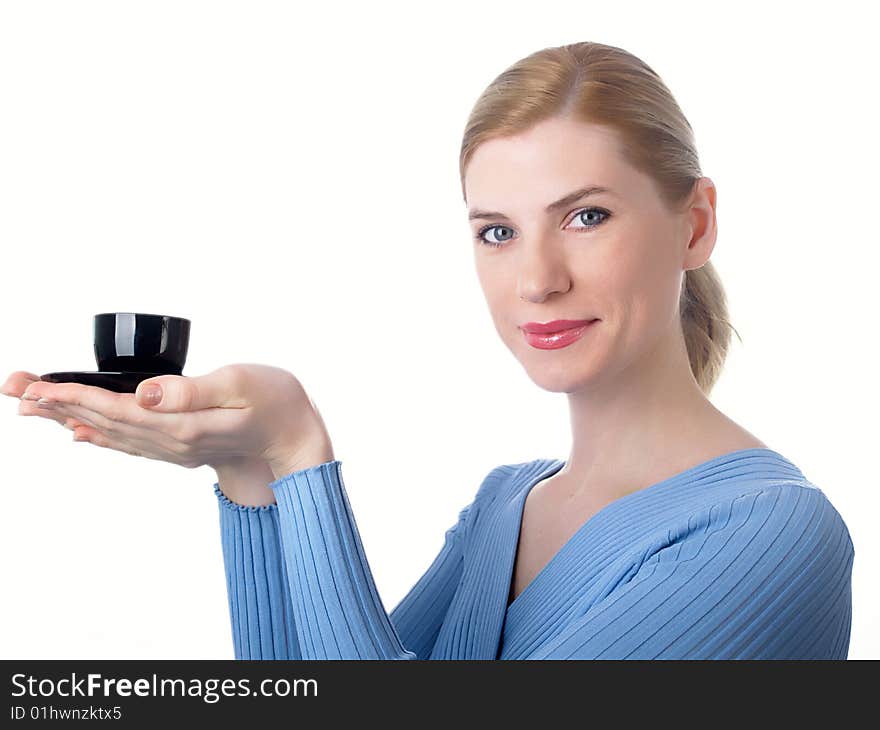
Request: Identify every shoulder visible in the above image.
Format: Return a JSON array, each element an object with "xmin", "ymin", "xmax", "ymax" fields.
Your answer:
[
  {"xmin": 769, "ymin": 480, "xmax": 854, "ymax": 563},
  {"xmin": 733, "ymin": 480, "xmax": 851, "ymax": 551},
  {"xmin": 663, "ymin": 478, "xmax": 855, "ymax": 578},
  {"xmin": 622, "ymin": 478, "xmax": 854, "ymax": 659},
  {"xmin": 456, "ymin": 458, "xmax": 560, "ymax": 533},
  {"xmin": 443, "ymin": 460, "xmax": 546, "ymax": 544},
  {"xmin": 473, "ymin": 458, "xmax": 561, "ymax": 505}
]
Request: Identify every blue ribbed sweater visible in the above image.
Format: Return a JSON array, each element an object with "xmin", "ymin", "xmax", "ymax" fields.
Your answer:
[{"xmin": 213, "ymin": 447, "xmax": 854, "ymax": 659}]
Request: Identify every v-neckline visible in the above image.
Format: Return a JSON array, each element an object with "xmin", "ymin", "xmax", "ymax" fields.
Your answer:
[{"xmin": 504, "ymin": 446, "xmax": 796, "ymax": 612}]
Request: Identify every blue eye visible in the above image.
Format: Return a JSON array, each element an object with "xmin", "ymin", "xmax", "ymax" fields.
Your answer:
[{"xmin": 474, "ymin": 207, "xmax": 611, "ymax": 248}]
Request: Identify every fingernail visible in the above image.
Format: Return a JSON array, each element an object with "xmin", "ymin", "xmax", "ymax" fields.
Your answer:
[
  {"xmin": 21, "ymin": 392, "xmax": 40, "ymax": 401},
  {"xmin": 139, "ymin": 385, "xmax": 162, "ymax": 406},
  {"xmin": 37, "ymin": 398, "xmax": 56, "ymax": 407}
]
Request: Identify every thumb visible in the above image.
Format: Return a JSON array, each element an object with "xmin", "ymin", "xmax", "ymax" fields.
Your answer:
[{"xmin": 135, "ymin": 372, "xmax": 230, "ymax": 412}]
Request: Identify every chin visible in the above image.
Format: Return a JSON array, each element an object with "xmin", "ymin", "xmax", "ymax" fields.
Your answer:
[{"xmin": 519, "ymin": 359, "xmax": 600, "ymax": 394}]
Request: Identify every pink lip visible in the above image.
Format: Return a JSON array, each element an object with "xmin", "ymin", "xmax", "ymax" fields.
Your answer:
[
  {"xmin": 521, "ymin": 320, "xmax": 598, "ymax": 350},
  {"xmin": 521, "ymin": 319, "xmax": 596, "ymax": 334}
]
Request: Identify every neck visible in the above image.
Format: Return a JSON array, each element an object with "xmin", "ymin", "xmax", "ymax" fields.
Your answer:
[{"xmin": 558, "ymin": 324, "xmax": 746, "ymax": 497}]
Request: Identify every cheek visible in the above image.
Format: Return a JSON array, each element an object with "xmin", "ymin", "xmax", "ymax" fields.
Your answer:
[
  {"xmin": 573, "ymin": 238, "xmax": 643, "ymax": 321},
  {"xmin": 607, "ymin": 240, "xmax": 681, "ymax": 332},
  {"xmin": 474, "ymin": 262, "xmax": 511, "ymax": 319}
]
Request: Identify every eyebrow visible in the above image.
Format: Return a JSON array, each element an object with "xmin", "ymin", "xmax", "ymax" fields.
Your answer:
[{"xmin": 468, "ymin": 184, "xmax": 617, "ymax": 221}]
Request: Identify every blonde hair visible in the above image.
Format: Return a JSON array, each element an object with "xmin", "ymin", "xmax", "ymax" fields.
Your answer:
[{"xmin": 459, "ymin": 41, "xmax": 741, "ymax": 395}]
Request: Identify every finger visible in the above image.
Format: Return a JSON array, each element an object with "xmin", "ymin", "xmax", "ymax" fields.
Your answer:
[
  {"xmin": 71, "ymin": 425, "xmax": 92, "ymax": 441},
  {"xmin": 65, "ymin": 405, "xmax": 245, "ymax": 470},
  {"xmin": 17, "ymin": 397, "xmax": 82, "ymax": 430},
  {"xmin": 71, "ymin": 426, "xmax": 149, "ymax": 459},
  {"xmin": 134, "ymin": 366, "xmax": 247, "ymax": 412},
  {"xmin": 22, "ymin": 380, "xmax": 127, "ymax": 409},
  {"xmin": 2, "ymin": 371, "xmax": 41, "ymax": 398},
  {"xmin": 47, "ymin": 400, "xmax": 152, "ymax": 437},
  {"xmin": 21, "ymin": 382, "xmax": 162, "ymax": 431},
  {"xmin": 70, "ymin": 424, "xmax": 189, "ymax": 466},
  {"xmin": 51, "ymin": 401, "xmax": 189, "ymax": 451},
  {"xmin": 42, "ymin": 403, "xmax": 104, "ymax": 432},
  {"xmin": 22, "ymin": 378, "xmax": 242, "ymax": 461},
  {"xmin": 72, "ymin": 424, "xmax": 110, "ymax": 443}
]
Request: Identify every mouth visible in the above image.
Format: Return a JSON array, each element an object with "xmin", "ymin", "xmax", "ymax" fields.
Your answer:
[
  {"xmin": 520, "ymin": 319, "xmax": 599, "ymax": 350},
  {"xmin": 520, "ymin": 318, "xmax": 598, "ymax": 334}
]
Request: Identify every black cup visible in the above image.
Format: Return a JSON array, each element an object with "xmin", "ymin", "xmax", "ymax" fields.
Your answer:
[{"xmin": 93, "ymin": 312, "xmax": 190, "ymax": 374}]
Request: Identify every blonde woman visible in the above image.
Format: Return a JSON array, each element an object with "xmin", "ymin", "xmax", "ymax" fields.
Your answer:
[{"xmin": 5, "ymin": 41, "xmax": 853, "ymax": 659}]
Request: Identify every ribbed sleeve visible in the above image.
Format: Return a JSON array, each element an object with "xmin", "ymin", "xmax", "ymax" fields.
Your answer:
[
  {"xmin": 216, "ymin": 459, "xmax": 476, "ymax": 660},
  {"xmin": 523, "ymin": 484, "xmax": 855, "ymax": 659},
  {"xmin": 214, "ymin": 484, "xmax": 301, "ymax": 659},
  {"xmin": 270, "ymin": 460, "xmax": 419, "ymax": 659},
  {"xmin": 387, "ymin": 500, "xmax": 473, "ymax": 658}
]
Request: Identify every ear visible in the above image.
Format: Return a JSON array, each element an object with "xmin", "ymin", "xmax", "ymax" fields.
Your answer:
[{"xmin": 682, "ymin": 176, "xmax": 718, "ymax": 271}]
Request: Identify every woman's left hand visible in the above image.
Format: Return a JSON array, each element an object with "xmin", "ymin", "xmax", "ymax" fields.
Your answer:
[{"xmin": 17, "ymin": 363, "xmax": 334, "ymax": 479}]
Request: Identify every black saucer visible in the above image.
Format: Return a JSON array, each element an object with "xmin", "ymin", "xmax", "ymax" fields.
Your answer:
[{"xmin": 39, "ymin": 371, "xmax": 176, "ymax": 394}]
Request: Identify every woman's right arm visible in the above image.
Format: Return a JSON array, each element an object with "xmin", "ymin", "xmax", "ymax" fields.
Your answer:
[
  {"xmin": 214, "ymin": 458, "xmax": 302, "ymax": 660},
  {"xmin": 214, "ymin": 457, "xmax": 480, "ymax": 660}
]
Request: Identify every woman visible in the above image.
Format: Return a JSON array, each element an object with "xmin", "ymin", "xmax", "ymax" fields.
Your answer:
[{"xmin": 4, "ymin": 41, "xmax": 854, "ymax": 659}]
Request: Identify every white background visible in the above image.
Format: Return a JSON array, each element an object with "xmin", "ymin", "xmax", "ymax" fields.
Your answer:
[{"xmin": 1, "ymin": 0, "xmax": 876, "ymax": 659}]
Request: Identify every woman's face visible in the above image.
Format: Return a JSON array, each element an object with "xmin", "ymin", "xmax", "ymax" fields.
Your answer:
[{"xmin": 464, "ymin": 116, "xmax": 714, "ymax": 394}]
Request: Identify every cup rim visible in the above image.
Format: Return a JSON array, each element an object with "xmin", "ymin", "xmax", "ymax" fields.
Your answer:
[{"xmin": 94, "ymin": 312, "xmax": 191, "ymax": 325}]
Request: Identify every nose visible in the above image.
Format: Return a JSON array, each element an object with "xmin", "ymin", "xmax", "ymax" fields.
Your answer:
[{"xmin": 516, "ymin": 239, "xmax": 571, "ymax": 302}]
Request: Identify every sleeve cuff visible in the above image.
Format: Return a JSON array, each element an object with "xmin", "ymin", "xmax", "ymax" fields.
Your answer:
[
  {"xmin": 267, "ymin": 458, "xmax": 342, "ymax": 492},
  {"xmin": 213, "ymin": 482, "xmax": 278, "ymax": 512}
]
